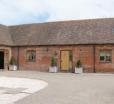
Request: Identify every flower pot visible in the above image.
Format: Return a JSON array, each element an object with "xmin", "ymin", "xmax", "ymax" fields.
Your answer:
[
  {"xmin": 75, "ymin": 67, "xmax": 83, "ymax": 74},
  {"xmin": 9, "ymin": 65, "xmax": 17, "ymax": 71},
  {"xmin": 49, "ymin": 66, "xmax": 58, "ymax": 73}
]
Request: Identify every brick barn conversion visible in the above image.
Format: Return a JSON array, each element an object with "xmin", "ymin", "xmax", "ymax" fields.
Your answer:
[{"xmin": 0, "ymin": 18, "xmax": 114, "ymax": 72}]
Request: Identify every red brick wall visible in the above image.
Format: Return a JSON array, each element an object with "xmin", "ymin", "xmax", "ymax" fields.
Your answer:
[
  {"xmin": 12, "ymin": 45, "xmax": 114, "ymax": 73},
  {"xmin": 95, "ymin": 45, "xmax": 114, "ymax": 72},
  {"xmin": 73, "ymin": 45, "xmax": 94, "ymax": 73}
]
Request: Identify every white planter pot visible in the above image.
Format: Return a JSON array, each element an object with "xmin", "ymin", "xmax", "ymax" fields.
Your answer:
[
  {"xmin": 9, "ymin": 65, "xmax": 17, "ymax": 71},
  {"xmin": 75, "ymin": 67, "xmax": 83, "ymax": 74},
  {"xmin": 49, "ymin": 66, "xmax": 58, "ymax": 73}
]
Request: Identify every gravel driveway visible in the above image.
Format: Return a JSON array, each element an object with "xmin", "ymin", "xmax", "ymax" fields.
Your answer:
[{"xmin": 0, "ymin": 71, "xmax": 114, "ymax": 104}]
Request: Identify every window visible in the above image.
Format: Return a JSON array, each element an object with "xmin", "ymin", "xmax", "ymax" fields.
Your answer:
[
  {"xmin": 26, "ymin": 50, "xmax": 36, "ymax": 62},
  {"xmin": 100, "ymin": 50, "xmax": 112, "ymax": 63}
]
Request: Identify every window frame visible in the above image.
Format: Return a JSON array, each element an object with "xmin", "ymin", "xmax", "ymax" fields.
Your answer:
[
  {"xmin": 99, "ymin": 49, "xmax": 112, "ymax": 63},
  {"xmin": 26, "ymin": 50, "xmax": 36, "ymax": 62}
]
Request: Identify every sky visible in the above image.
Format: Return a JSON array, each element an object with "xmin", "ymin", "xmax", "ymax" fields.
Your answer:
[{"xmin": 0, "ymin": 0, "xmax": 114, "ymax": 25}]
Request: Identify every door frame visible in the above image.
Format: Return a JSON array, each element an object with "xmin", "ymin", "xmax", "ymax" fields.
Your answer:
[
  {"xmin": 60, "ymin": 50, "xmax": 73, "ymax": 72},
  {"xmin": 0, "ymin": 51, "xmax": 4, "ymax": 69}
]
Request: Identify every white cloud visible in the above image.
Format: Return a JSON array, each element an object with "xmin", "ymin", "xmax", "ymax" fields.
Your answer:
[
  {"xmin": 0, "ymin": 0, "xmax": 114, "ymax": 25},
  {"xmin": 46, "ymin": 0, "xmax": 114, "ymax": 21}
]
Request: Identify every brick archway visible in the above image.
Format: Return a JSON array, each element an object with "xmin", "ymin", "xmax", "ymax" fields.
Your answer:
[{"xmin": 0, "ymin": 47, "xmax": 11, "ymax": 70}]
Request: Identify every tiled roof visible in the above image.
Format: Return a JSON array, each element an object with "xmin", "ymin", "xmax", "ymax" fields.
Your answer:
[
  {"xmin": 0, "ymin": 25, "xmax": 13, "ymax": 46},
  {"xmin": 1, "ymin": 18, "xmax": 114, "ymax": 46}
]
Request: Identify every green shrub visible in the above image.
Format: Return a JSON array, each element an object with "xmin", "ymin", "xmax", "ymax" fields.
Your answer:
[
  {"xmin": 51, "ymin": 56, "xmax": 57, "ymax": 66},
  {"xmin": 76, "ymin": 60, "xmax": 82, "ymax": 68},
  {"xmin": 69, "ymin": 51, "xmax": 73, "ymax": 61},
  {"xmin": 10, "ymin": 56, "xmax": 17, "ymax": 65}
]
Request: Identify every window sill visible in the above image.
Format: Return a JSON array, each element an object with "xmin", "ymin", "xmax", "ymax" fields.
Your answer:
[
  {"xmin": 99, "ymin": 61, "xmax": 112, "ymax": 64},
  {"xmin": 26, "ymin": 61, "xmax": 36, "ymax": 63}
]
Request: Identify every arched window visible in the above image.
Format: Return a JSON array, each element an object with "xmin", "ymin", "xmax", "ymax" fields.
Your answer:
[{"xmin": 26, "ymin": 50, "xmax": 36, "ymax": 62}]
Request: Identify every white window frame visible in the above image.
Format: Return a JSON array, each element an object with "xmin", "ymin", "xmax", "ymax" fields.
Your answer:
[{"xmin": 100, "ymin": 50, "xmax": 112, "ymax": 63}]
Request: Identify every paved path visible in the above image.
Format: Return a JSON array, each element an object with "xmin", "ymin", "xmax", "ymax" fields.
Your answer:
[
  {"xmin": 0, "ymin": 71, "xmax": 114, "ymax": 104},
  {"xmin": 0, "ymin": 76, "xmax": 47, "ymax": 104}
]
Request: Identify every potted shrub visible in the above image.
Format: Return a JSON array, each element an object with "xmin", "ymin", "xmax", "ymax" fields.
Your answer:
[
  {"xmin": 75, "ymin": 60, "xmax": 83, "ymax": 74},
  {"xmin": 9, "ymin": 56, "xmax": 17, "ymax": 71},
  {"xmin": 49, "ymin": 56, "xmax": 58, "ymax": 73}
]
